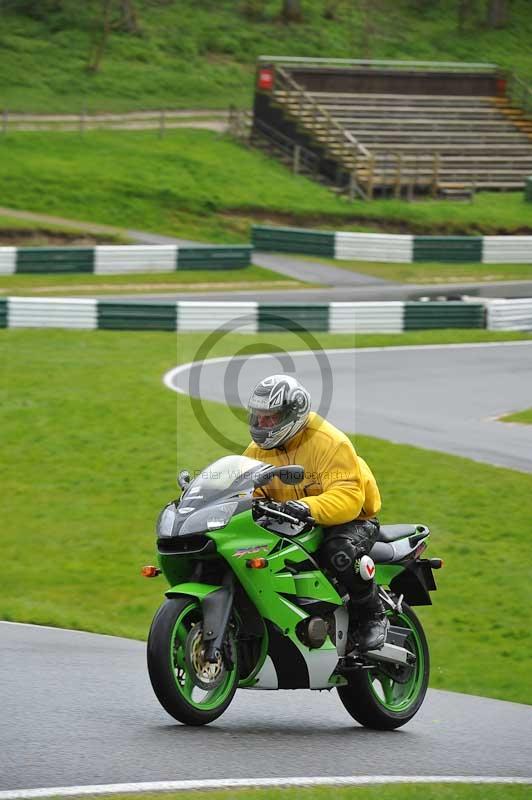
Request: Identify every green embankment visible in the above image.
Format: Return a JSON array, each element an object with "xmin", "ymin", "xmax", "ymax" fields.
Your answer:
[
  {"xmin": 2, "ymin": 328, "xmax": 532, "ymax": 704},
  {"xmin": 1, "ymin": 0, "xmax": 531, "ymax": 112},
  {"xmin": 0, "ymin": 213, "xmax": 131, "ymax": 246},
  {"xmin": 0, "ymin": 132, "xmax": 530, "ymax": 245},
  {"xmin": 501, "ymin": 407, "xmax": 532, "ymax": 424}
]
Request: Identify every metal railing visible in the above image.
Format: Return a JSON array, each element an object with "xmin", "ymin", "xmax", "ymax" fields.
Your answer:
[
  {"xmin": 228, "ymin": 106, "xmax": 252, "ymax": 140},
  {"xmin": 251, "ymin": 117, "xmax": 320, "ymax": 176},
  {"xmin": 507, "ymin": 73, "xmax": 532, "ymax": 119},
  {"xmin": 276, "ymin": 66, "xmax": 370, "ymax": 158},
  {"xmin": 358, "ymin": 151, "xmax": 466, "ymax": 200},
  {"xmin": 274, "ymin": 66, "xmax": 370, "ymax": 198},
  {"xmin": 0, "ymin": 109, "xmax": 228, "ymax": 135}
]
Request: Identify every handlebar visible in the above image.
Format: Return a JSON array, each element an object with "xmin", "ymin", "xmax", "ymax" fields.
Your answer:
[{"xmin": 254, "ymin": 500, "xmax": 316, "ymax": 528}]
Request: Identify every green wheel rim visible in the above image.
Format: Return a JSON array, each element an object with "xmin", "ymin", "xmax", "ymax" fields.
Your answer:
[
  {"xmin": 169, "ymin": 601, "xmax": 237, "ymax": 711},
  {"xmin": 367, "ymin": 610, "xmax": 425, "ymax": 713}
]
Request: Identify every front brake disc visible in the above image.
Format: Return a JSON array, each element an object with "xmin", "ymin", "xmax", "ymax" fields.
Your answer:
[{"xmin": 185, "ymin": 622, "xmax": 226, "ymax": 690}]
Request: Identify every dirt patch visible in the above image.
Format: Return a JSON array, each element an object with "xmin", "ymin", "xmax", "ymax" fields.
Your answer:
[
  {"xmin": 0, "ymin": 229, "xmax": 123, "ymax": 246},
  {"xmin": 221, "ymin": 209, "xmax": 532, "ymax": 236},
  {"xmin": 1, "ymin": 279, "xmax": 301, "ymax": 295}
]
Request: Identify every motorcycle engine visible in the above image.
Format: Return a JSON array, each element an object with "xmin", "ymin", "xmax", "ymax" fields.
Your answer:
[{"xmin": 296, "ymin": 616, "xmax": 329, "ymax": 649}]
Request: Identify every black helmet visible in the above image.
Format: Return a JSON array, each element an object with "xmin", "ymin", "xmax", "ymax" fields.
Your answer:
[{"xmin": 248, "ymin": 374, "xmax": 311, "ymax": 450}]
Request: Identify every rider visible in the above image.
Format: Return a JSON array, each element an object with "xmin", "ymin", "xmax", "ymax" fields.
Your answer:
[{"xmin": 243, "ymin": 374, "xmax": 388, "ymax": 652}]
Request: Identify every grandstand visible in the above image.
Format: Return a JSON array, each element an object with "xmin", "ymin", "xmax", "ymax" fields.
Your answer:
[{"xmin": 251, "ymin": 58, "xmax": 532, "ymax": 199}]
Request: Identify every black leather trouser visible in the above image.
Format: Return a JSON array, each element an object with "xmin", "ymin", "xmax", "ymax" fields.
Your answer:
[{"xmin": 318, "ymin": 518, "xmax": 380, "ymax": 607}]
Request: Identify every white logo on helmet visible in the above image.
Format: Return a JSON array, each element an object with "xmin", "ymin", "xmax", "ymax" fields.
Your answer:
[
  {"xmin": 269, "ymin": 385, "xmax": 285, "ymax": 408},
  {"xmin": 292, "ymin": 388, "xmax": 310, "ymax": 413}
]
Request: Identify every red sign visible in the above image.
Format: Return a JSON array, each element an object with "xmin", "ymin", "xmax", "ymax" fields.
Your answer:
[
  {"xmin": 496, "ymin": 78, "xmax": 507, "ymax": 97},
  {"xmin": 257, "ymin": 67, "xmax": 275, "ymax": 91}
]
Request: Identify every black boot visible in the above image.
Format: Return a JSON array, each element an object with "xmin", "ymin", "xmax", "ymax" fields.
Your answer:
[{"xmin": 352, "ymin": 584, "xmax": 389, "ymax": 652}]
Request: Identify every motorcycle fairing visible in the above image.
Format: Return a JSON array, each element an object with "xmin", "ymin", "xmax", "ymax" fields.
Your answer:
[{"xmin": 159, "ymin": 509, "xmax": 432, "ymax": 690}]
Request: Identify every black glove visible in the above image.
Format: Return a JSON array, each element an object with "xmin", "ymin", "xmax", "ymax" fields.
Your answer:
[{"xmin": 281, "ymin": 500, "xmax": 312, "ymax": 522}]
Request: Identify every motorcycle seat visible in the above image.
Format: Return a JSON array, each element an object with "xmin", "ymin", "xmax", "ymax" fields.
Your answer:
[
  {"xmin": 370, "ymin": 539, "xmax": 412, "ymax": 564},
  {"xmin": 378, "ymin": 523, "xmax": 428, "ymax": 543}
]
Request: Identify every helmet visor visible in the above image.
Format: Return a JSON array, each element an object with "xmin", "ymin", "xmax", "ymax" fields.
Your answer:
[{"xmin": 248, "ymin": 408, "xmax": 288, "ymax": 430}]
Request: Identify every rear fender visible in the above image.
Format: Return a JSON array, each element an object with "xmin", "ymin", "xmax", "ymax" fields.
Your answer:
[{"xmin": 389, "ymin": 560, "xmax": 437, "ymax": 606}]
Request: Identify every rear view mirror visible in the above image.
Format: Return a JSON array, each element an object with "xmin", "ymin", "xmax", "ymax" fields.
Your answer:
[
  {"xmin": 177, "ymin": 469, "xmax": 191, "ymax": 490},
  {"xmin": 278, "ymin": 466, "xmax": 304, "ymax": 485}
]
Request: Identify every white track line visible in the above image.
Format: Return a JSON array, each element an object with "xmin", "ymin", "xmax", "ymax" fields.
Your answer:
[
  {"xmin": 1, "ymin": 776, "xmax": 531, "ymax": 799},
  {"xmin": 164, "ymin": 340, "xmax": 532, "ymax": 395}
]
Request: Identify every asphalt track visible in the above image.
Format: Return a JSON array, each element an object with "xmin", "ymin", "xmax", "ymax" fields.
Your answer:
[
  {"xmin": 2, "ymin": 622, "xmax": 531, "ymax": 792},
  {"xmin": 168, "ymin": 341, "xmax": 532, "ymax": 473}
]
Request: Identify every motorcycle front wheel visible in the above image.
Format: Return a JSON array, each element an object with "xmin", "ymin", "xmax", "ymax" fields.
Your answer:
[
  {"xmin": 338, "ymin": 601, "xmax": 429, "ymax": 730},
  {"xmin": 147, "ymin": 597, "xmax": 239, "ymax": 726}
]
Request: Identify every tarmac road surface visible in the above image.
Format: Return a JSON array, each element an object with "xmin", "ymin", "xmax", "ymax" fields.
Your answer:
[
  {"xmin": 1, "ymin": 623, "xmax": 531, "ymax": 791},
  {"xmin": 169, "ymin": 341, "xmax": 532, "ymax": 473}
]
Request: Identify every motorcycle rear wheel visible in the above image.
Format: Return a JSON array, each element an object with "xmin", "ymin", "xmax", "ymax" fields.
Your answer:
[
  {"xmin": 147, "ymin": 597, "xmax": 239, "ymax": 726},
  {"xmin": 338, "ymin": 601, "xmax": 429, "ymax": 730}
]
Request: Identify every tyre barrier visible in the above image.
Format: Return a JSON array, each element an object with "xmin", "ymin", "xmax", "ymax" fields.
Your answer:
[
  {"xmin": 1, "ymin": 297, "xmax": 530, "ymax": 332},
  {"xmin": 4, "ymin": 297, "xmax": 528, "ymax": 332},
  {"xmin": 7, "ymin": 297, "xmax": 98, "ymax": 329},
  {"xmin": 486, "ymin": 298, "xmax": 532, "ymax": 331},
  {"xmin": 252, "ymin": 226, "xmax": 532, "ymax": 264},
  {"xmin": 0, "ymin": 245, "xmax": 252, "ymax": 275}
]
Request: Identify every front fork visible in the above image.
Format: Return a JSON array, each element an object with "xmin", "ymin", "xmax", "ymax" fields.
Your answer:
[{"xmin": 201, "ymin": 572, "xmax": 234, "ymax": 665}]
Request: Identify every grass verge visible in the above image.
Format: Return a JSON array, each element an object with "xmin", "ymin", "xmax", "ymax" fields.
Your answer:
[
  {"xmin": 67, "ymin": 786, "xmax": 532, "ymax": 800},
  {"xmin": 289, "ymin": 255, "xmax": 532, "ymax": 284},
  {"xmin": 0, "ymin": 132, "xmax": 530, "ymax": 245},
  {"xmin": 501, "ymin": 407, "xmax": 532, "ymax": 424},
  {"xmin": 0, "ymin": 267, "xmax": 304, "ymax": 296},
  {"xmin": 1, "ymin": 329, "xmax": 532, "ymax": 703}
]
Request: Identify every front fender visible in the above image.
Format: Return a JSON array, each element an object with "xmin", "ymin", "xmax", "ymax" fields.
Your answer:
[{"xmin": 165, "ymin": 581, "xmax": 221, "ymax": 601}]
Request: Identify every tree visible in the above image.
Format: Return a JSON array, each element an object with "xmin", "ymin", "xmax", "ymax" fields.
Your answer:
[
  {"xmin": 119, "ymin": 0, "xmax": 140, "ymax": 33},
  {"xmin": 457, "ymin": 0, "xmax": 477, "ymax": 31},
  {"xmin": 87, "ymin": 0, "xmax": 141, "ymax": 73},
  {"xmin": 485, "ymin": 0, "xmax": 509, "ymax": 28},
  {"xmin": 240, "ymin": 0, "xmax": 264, "ymax": 21},
  {"xmin": 281, "ymin": 0, "xmax": 303, "ymax": 23},
  {"xmin": 323, "ymin": 0, "xmax": 341, "ymax": 20}
]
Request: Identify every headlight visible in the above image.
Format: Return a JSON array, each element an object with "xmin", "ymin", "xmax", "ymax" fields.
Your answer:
[
  {"xmin": 179, "ymin": 501, "xmax": 238, "ymax": 537},
  {"xmin": 157, "ymin": 504, "xmax": 178, "ymax": 538}
]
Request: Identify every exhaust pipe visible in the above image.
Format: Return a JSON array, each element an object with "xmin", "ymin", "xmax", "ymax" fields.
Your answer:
[{"xmin": 365, "ymin": 642, "xmax": 415, "ymax": 666}]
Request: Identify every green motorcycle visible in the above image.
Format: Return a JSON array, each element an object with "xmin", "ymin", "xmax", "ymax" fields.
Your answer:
[{"xmin": 146, "ymin": 455, "xmax": 442, "ymax": 729}]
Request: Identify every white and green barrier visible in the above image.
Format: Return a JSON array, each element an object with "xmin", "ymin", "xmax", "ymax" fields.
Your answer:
[
  {"xmin": 2, "ymin": 297, "xmax": 530, "ymax": 332},
  {"xmin": 486, "ymin": 298, "xmax": 532, "ymax": 331},
  {"xmin": 0, "ymin": 245, "xmax": 252, "ymax": 275},
  {"xmin": 252, "ymin": 226, "xmax": 532, "ymax": 264},
  {"xmin": 0, "ymin": 297, "xmax": 504, "ymax": 332},
  {"xmin": 7, "ymin": 297, "xmax": 98, "ymax": 329}
]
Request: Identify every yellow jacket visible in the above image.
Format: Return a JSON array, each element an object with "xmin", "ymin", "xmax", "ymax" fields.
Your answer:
[{"xmin": 243, "ymin": 412, "xmax": 381, "ymax": 527}]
